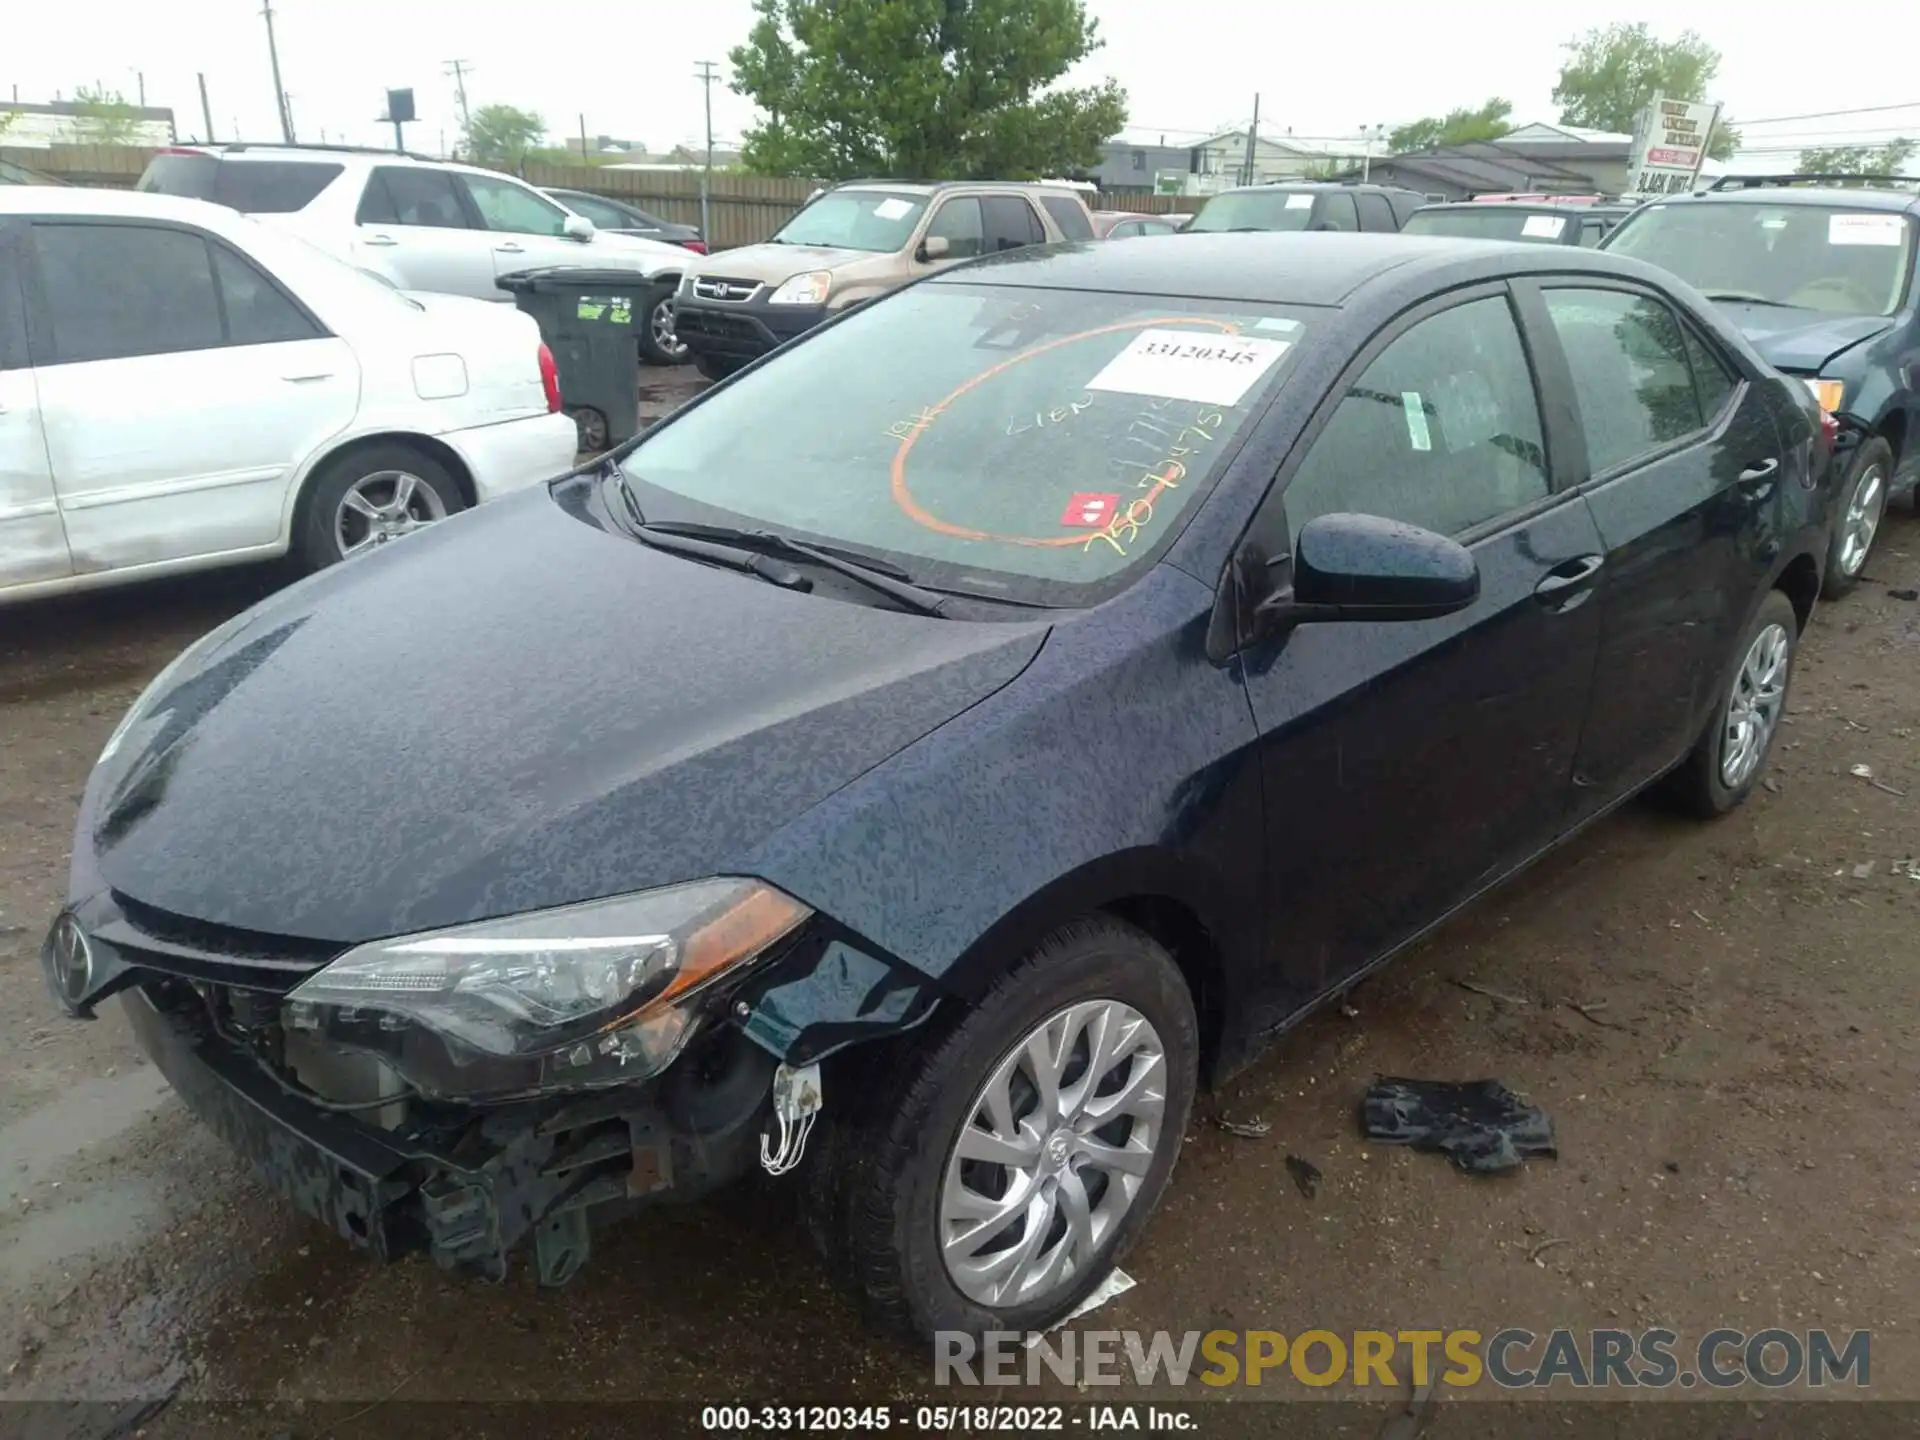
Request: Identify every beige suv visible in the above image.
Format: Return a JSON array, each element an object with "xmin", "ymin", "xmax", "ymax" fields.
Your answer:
[{"xmin": 672, "ymin": 180, "xmax": 1097, "ymax": 378}]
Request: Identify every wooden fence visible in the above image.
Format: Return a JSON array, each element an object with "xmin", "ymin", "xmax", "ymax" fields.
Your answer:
[{"xmin": 4, "ymin": 145, "xmax": 1207, "ymax": 246}]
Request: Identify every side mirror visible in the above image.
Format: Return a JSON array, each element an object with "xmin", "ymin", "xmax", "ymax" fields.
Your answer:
[
  {"xmin": 1253, "ymin": 513, "xmax": 1478, "ymax": 633},
  {"xmin": 564, "ymin": 214, "xmax": 596, "ymax": 242},
  {"xmin": 916, "ymin": 234, "xmax": 951, "ymax": 262}
]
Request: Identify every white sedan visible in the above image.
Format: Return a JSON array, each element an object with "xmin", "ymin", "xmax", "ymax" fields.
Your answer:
[{"xmin": 0, "ymin": 187, "xmax": 578, "ymax": 604}]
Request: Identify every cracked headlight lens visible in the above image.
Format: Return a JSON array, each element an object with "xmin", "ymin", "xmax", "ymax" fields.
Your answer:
[{"xmin": 285, "ymin": 878, "xmax": 810, "ymax": 1099}]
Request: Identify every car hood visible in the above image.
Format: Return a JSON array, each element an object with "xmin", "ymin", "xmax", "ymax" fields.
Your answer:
[
  {"xmin": 1710, "ymin": 302, "xmax": 1894, "ymax": 373},
  {"xmin": 690, "ymin": 243, "xmax": 879, "ymax": 284},
  {"xmin": 82, "ymin": 486, "xmax": 1047, "ymax": 944}
]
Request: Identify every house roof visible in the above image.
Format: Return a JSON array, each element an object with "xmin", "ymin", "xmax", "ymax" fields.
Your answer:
[
  {"xmin": 1360, "ymin": 141, "xmax": 1601, "ymax": 194},
  {"xmin": 1502, "ymin": 122, "xmax": 1634, "ymax": 146}
]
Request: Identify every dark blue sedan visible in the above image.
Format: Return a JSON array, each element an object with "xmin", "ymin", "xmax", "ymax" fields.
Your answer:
[{"xmin": 44, "ymin": 233, "xmax": 1831, "ymax": 1341}]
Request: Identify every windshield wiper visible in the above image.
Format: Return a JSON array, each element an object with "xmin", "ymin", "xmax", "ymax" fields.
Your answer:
[
  {"xmin": 605, "ymin": 471, "xmax": 812, "ymax": 591},
  {"xmin": 1700, "ymin": 291, "xmax": 1798, "ymax": 308},
  {"xmin": 636, "ymin": 520, "xmax": 949, "ymax": 616}
]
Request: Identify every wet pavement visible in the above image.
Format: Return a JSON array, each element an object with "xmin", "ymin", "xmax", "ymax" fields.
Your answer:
[{"xmin": 4, "ymin": 383, "xmax": 1919, "ymax": 1429}]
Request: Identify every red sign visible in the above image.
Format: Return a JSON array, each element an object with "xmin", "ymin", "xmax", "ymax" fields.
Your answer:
[
  {"xmin": 1060, "ymin": 492, "xmax": 1120, "ymax": 528},
  {"xmin": 1646, "ymin": 146, "xmax": 1697, "ymax": 167}
]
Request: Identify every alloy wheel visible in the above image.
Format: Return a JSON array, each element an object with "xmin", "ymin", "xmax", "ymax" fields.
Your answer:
[
  {"xmin": 333, "ymin": 470, "xmax": 448, "ymax": 560},
  {"xmin": 1720, "ymin": 621, "xmax": 1790, "ymax": 790},
  {"xmin": 653, "ymin": 297, "xmax": 688, "ymax": 361},
  {"xmin": 1838, "ymin": 464, "xmax": 1886, "ymax": 577},
  {"xmin": 939, "ymin": 999, "xmax": 1167, "ymax": 1309}
]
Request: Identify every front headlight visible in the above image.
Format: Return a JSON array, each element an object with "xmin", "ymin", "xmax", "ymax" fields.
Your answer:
[
  {"xmin": 769, "ymin": 270, "xmax": 831, "ymax": 305},
  {"xmin": 285, "ymin": 878, "xmax": 810, "ymax": 1100}
]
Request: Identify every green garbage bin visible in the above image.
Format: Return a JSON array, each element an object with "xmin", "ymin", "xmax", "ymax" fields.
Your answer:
[{"xmin": 497, "ymin": 267, "xmax": 667, "ymax": 451}]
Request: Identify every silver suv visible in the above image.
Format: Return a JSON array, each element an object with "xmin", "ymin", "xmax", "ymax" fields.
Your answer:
[{"xmin": 138, "ymin": 144, "xmax": 695, "ymax": 362}]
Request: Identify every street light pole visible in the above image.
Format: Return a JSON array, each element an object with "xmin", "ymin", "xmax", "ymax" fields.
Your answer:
[
  {"xmin": 261, "ymin": 0, "xmax": 294, "ymax": 141},
  {"xmin": 695, "ymin": 60, "xmax": 718, "ymax": 242}
]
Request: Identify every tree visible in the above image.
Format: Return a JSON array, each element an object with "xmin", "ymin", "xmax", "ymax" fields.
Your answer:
[
  {"xmin": 72, "ymin": 86, "xmax": 143, "ymax": 145},
  {"xmin": 462, "ymin": 104, "xmax": 546, "ymax": 166},
  {"xmin": 729, "ymin": 0, "xmax": 1128, "ymax": 181},
  {"xmin": 1554, "ymin": 23, "xmax": 1739, "ymax": 161},
  {"xmin": 0, "ymin": 107, "xmax": 19, "ymax": 140},
  {"xmin": 1387, "ymin": 98, "xmax": 1513, "ymax": 154},
  {"xmin": 1797, "ymin": 139, "xmax": 1915, "ymax": 177}
]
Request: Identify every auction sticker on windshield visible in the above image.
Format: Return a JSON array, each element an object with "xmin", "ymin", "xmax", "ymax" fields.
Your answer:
[
  {"xmin": 1829, "ymin": 213, "xmax": 1905, "ymax": 247},
  {"xmin": 874, "ymin": 198, "xmax": 915, "ymax": 221},
  {"xmin": 1086, "ymin": 329, "xmax": 1291, "ymax": 406},
  {"xmin": 1521, "ymin": 215, "xmax": 1567, "ymax": 239},
  {"xmin": 1286, "ymin": 193, "xmax": 1314, "ymax": 210}
]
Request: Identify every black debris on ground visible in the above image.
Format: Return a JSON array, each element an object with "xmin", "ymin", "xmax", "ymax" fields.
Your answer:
[{"xmin": 1359, "ymin": 1077, "xmax": 1557, "ymax": 1175}]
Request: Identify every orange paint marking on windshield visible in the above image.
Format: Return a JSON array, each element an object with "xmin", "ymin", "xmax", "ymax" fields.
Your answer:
[{"xmin": 888, "ymin": 317, "xmax": 1239, "ymax": 548}]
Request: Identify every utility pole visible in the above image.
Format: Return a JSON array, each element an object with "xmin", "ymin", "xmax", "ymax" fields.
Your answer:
[
  {"xmin": 579, "ymin": 112, "xmax": 589, "ymax": 161},
  {"xmin": 695, "ymin": 60, "xmax": 718, "ymax": 243},
  {"xmin": 1240, "ymin": 94, "xmax": 1260, "ymax": 187},
  {"xmin": 136, "ymin": 71, "xmax": 146, "ymax": 106},
  {"xmin": 444, "ymin": 59, "xmax": 473, "ymax": 150},
  {"xmin": 197, "ymin": 73, "xmax": 215, "ymax": 142},
  {"xmin": 261, "ymin": 0, "xmax": 294, "ymax": 141}
]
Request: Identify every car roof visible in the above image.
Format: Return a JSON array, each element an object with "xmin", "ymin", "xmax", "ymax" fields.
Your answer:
[
  {"xmin": 833, "ymin": 179, "xmax": 1090, "ymax": 197},
  {"xmin": 1665, "ymin": 185, "xmax": 1920, "ymax": 213},
  {"xmin": 929, "ymin": 231, "xmax": 1663, "ymax": 306},
  {"xmin": 0, "ymin": 185, "xmax": 251, "ymax": 230},
  {"xmin": 1413, "ymin": 201, "xmax": 1597, "ymax": 215},
  {"xmin": 1209, "ymin": 181, "xmax": 1423, "ymax": 197},
  {"xmin": 150, "ymin": 143, "xmax": 515, "ymax": 183}
]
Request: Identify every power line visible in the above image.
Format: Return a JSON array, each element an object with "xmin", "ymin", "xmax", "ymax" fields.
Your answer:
[{"xmin": 1734, "ymin": 100, "xmax": 1920, "ymax": 127}]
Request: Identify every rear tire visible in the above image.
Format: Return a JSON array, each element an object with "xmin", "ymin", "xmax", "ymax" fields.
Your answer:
[
  {"xmin": 1822, "ymin": 437, "xmax": 1892, "ymax": 599},
  {"xmin": 694, "ymin": 352, "xmax": 742, "ymax": 382},
  {"xmin": 818, "ymin": 917, "xmax": 1197, "ymax": 1341},
  {"xmin": 295, "ymin": 442, "xmax": 466, "ymax": 575},
  {"xmin": 1663, "ymin": 589, "xmax": 1798, "ymax": 818}
]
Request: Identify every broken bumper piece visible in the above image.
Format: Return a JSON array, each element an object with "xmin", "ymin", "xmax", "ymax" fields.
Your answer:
[{"xmin": 123, "ymin": 983, "xmax": 769, "ymax": 1285}]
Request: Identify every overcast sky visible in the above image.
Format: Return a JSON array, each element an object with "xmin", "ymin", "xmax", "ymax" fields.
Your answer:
[{"xmin": 7, "ymin": 0, "xmax": 1918, "ymax": 165}]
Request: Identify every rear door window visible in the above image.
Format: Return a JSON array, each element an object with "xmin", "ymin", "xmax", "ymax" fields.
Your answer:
[
  {"xmin": 210, "ymin": 243, "xmax": 322, "ymax": 345},
  {"xmin": 31, "ymin": 223, "xmax": 225, "ymax": 364},
  {"xmin": 1544, "ymin": 288, "xmax": 1704, "ymax": 473},
  {"xmin": 1316, "ymin": 192, "xmax": 1359, "ymax": 231},
  {"xmin": 981, "ymin": 196, "xmax": 1045, "ymax": 252},
  {"xmin": 1356, "ymin": 193, "xmax": 1394, "ymax": 231},
  {"xmin": 357, "ymin": 168, "xmax": 468, "ymax": 228},
  {"xmin": 1040, "ymin": 196, "xmax": 1095, "ymax": 240}
]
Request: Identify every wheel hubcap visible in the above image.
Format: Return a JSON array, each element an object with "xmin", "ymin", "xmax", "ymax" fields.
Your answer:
[
  {"xmin": 653, "ymin": 298, "xmax": 686, "ymax": 357},
  {"xmin": 939, "ymin": 999, "xmax": 1166, "ymax": 1309},
  {"xmin": 1839, "ymin": 466, "xmax": 1885, "ymax": 576},
  {"xmin": 1720, "ymin": 621, "xmax": 1790, "ymax": 789},
  {"xmin": 333, "ymin": 470, "xmax": 447, "ymax": 559}
]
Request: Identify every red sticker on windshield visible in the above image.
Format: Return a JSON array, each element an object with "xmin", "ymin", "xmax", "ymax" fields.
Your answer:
[{"xmin": 1061, "ymin": 493, "xmax": 1119, "ymax": 528}]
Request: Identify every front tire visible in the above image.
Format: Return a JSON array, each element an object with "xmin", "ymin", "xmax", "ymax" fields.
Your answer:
[
  {"xmin": 1822, "ymin": 437, "xmax": 1892, "ymax": 599},
  {"xmin": 694, "ymin": 352, "xmax": 742, "ymax": 382},
  {"xmin": 639, "ymin": 293, "xmax": 689, "ymax": 365},
  {"xmin": 295, "ymin": 443, "xmax": 466, "ymax": 574},
  {"xmin": 820, "ymin": 918, "xmax": 1197, "ymax": 1341},
  {"xmin": 1663, "ymin": 589, "xmax": 1798, "ymax": 818}
]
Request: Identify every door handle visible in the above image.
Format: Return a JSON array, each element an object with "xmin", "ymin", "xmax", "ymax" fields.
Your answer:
[
  {"xmin": 361, "ymin": 234, "xmax": 398, "ymax": 247},
  {"xmin": 1533, "ymin": 554, "xmax": 1605, "ymax": 607},
  {"xmin": 1738, "ymin": 456, "xmax": 1779, "ymax": 497},
  {"xmin": 281, "ymin": 373, "xmax": 335, "ymax": 383},
  {"xmin": 495, "ymin": 242, "xmax": 527, "ymax": 253}
]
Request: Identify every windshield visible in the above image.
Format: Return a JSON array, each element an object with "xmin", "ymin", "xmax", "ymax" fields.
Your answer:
[
  {"xmin": 620, "ymin": 282, "xmax": 1313, "ymax": 605},
  {"xmin": 1403, "ymin": 209, "xmax": 1574, "ymax": 243},
  {"xmin": 772, "ymin": 190, "xmax": 929, "ymax": 251},
  {"xmin": 1607, "ymin": 202, "xmax": 1917, "ymax": 317},
  {"xmin": 1187, "ymin": 191, "xmax": 1316, "ymax": 233}
]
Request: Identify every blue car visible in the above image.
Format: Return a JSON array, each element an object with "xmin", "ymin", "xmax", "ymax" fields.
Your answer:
[
  {"xmin": 44, "ymin": 234, "xmax": 1829, "ymax": 1341},
  {"xmin": 1604, "ymin": 175, "xmax": 1920, "ymax": 595}
]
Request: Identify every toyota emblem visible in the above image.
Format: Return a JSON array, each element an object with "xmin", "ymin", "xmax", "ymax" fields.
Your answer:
[{"xmin": 48, "ymin": 913, "xmax": 95, "ymax": 1005}]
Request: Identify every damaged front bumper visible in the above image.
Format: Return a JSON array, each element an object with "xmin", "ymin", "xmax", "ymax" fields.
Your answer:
[
  {"xmin": 47, "ymin": 890, "xmax": 944, "ymax": 1286},
  {"xmin": 121, "ymin": 978, "xmax": 772, "ymax": 1285}
]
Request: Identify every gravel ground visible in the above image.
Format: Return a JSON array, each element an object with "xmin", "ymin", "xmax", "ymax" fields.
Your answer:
[{"xmin": 2, "ymin": 374, "xmax": 1917, "ymax": 1430}]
